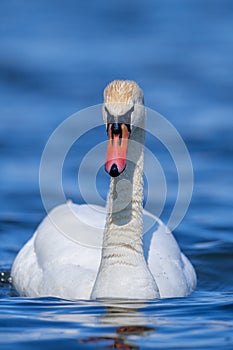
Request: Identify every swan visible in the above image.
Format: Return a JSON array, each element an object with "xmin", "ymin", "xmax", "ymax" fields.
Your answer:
[{"xmin": 11, "ymin": 80, "xmax": 196, "ymax": 300}]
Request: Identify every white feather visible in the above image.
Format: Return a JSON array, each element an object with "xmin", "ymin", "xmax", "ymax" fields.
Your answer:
[{"xmin": 12, "ymin": 202, "xmax": 196, "ymax": 299}]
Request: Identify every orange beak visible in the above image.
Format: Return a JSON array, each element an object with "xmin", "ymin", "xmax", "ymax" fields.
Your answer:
[{"xmin": 105, "ymin": 123, "xmax": 130, "ymax": 177}]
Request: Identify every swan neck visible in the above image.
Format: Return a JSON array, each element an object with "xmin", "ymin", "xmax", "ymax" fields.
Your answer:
[
  {"xmin": 90, "ymin": 122, "xmax": 160, "ymax": 300},
  {"xmin": 104, "ymin": 126, "xmax": 145, "ymax": 248}
]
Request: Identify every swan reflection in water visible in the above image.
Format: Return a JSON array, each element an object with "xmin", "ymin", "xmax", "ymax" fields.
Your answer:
[{"xmin": 78, "ymin": 301, "xmax": 156, "ymax": 349}]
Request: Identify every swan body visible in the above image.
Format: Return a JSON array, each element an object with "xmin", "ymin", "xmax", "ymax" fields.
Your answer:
[
  {"xmin": 11, "ymin": 80, "xmax": 196, "ymax": 299},
  {"xmin": 12, "ymin": 203, "xmax": 196, "ymax": 299}
]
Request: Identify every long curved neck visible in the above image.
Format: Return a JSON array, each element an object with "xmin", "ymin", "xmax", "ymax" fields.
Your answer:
[
  {"xmin": 103, "ymin": 126, "xmax": 145, "ymax": 253},
  {"xmin": 91, "ymin": 121, "xmax": 159, "ymax": 299}
]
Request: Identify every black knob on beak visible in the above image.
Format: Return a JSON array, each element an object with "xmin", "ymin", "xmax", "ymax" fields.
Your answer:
[{"xmin": 111, "ymin": 123, "xmax": 122, "ymax": 137}]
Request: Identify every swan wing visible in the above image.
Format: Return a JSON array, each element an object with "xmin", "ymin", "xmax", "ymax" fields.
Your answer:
[
  {"xmin": 142, "ymin": 210, "xmax": 197, "ymax": 297},
  {"xmin": 12, "ymin": 202, "xmax": 104, "ymax": 299}
]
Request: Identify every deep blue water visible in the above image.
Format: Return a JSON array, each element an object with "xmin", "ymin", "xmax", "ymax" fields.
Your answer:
[{"xmin": 0, "ymin": 0, "xmax": 233, "ymax": 349}]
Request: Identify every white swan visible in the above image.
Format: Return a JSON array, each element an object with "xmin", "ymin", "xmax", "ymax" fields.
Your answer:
[{"xmin": 11, "ymin": 80, "xmax": 196, "ymax": 300}]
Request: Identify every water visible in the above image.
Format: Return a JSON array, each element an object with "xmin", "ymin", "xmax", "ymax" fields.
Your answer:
[{"xmin": 0, "ymin": 0, "xmax": 233, "ymax": 348}]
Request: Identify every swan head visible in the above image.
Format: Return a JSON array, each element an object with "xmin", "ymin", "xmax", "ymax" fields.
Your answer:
[{"xmin": 103, "ymin": 80, "xmax": 144, "ymax": 177}]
